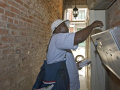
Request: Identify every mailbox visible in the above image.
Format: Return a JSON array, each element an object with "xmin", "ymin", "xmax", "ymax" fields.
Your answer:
[{"xmin": 91, "ymin": 26, "xmax": 120, "ymax": 79}]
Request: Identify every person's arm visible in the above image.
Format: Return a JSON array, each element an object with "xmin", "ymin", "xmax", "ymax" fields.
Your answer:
[{"xmin": 74, "ymin": 20, "xmax": 103, "ymax": 45}]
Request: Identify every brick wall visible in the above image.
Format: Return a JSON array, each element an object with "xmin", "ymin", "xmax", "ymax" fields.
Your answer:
[
  {"xmin": 0, "ymin": 0, "xmax": 63, "ymax": 89},
  {"xmin": 108, "ymin": 0, "xmax": 120, "ymax": 28},
  {"xmin": 106, "ymin": 68, "xmax": 120, "ymax": 90},
  {"xmin": 107, "ymin": 0, "xmax": 120, "ymax": 89}
]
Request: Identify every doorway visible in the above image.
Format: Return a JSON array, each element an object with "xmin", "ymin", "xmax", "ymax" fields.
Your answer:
[{"xmin": 64, "ymin": 8, "xmax": 89, "ymax": 90}]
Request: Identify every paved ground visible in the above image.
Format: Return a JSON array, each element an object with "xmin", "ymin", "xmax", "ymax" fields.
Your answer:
[
  {"xmin": 72, "ymin": 46, "xmax": 88, "ymax": 90},
  {"xmin": 78, "ymin": 70, "xmax": 88, "ymax": 90}
]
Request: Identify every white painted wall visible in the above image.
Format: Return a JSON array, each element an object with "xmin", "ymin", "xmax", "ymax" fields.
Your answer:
[{"xmin": 89, "ymin": 10, "xmax": 106, "ymax": 90}]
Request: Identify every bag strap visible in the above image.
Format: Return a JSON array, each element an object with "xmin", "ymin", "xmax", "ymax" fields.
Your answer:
[{"xmin": 46, "ymin": 35, "xmax": 53, "ymax": 53}]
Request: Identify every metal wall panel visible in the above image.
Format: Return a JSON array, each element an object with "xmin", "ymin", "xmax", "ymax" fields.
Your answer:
[{"xmin": 91, "ymin": 26, "xmax": 120, "ymax": 79}]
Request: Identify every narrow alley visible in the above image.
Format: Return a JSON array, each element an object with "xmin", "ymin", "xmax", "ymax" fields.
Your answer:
[{"xmin": 0, "ymin": 0, "xmax": 120, "ymax": 90}]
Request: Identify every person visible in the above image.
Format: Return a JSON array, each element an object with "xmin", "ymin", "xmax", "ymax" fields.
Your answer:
[{"xmin": 46, "ymin": 19, "xmax": 103, "ymax": 90}]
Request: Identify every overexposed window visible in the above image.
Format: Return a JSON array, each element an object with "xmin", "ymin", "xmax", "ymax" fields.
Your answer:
[
  {"xmin": 73, "ymin": 9, "xmax": 86, "ymax": 21},
  {"xmin": 65, "ymin": 8, "xmax": 87, "ymax": 21}
]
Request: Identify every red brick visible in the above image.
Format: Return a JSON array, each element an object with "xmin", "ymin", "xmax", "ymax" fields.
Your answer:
[
  {"xmin": 8, "ymin": 54, "xmax": 15, "ymax": 61},
  {"xmin": 18, "ymin": 26, "xmax": 27, "ymax": 31},
  {"xmin": 12, "ymin": 43, "xmax": 21, "ymax": 48},
  {"xmin": 21, "ymin": 32, "xmax": 28, "ymax": 36},
  {"xmin": 0, "ymin": 29, "xmax": 9, "ymax": 35},
  {"xmin": 29, "ymin": 16, "xmax": 33, "ymax": 20},
  {"xmin": 27, "ymin": 19, "xmax": 33, "ymax": 23},
  {"xmin": 8, "ymin": 0, "xmax": 19, "ymax": 8},
  {"xmin": 0, "ymin": 0, "xmax": 64, "ymax": 89},
  {"xmin": 19, "ymin": 6, "xmax": 27, "ymax": 13},
  {"xmin": 3, "ymin": 49, "xmax": 14, "ymax": 54},
  {"xmin": 0, "ymin": 21, "xmax": 6, "ymax": 28},
  {"xmin": 0, "ymin": 43, "xmax": 9, "ymax": 49},
  {"xmin": 24, "ymin": 22, "xmax": 28, "ymax": 27},
  {"xmin": 15, "ymin": 0, "xmax": 23, "ymax": 5},
  {"xmin": 114, "ymin": 20, "xmax": 120, "ymax": 26},
  {"xmin": 1, "ymin": 36, "xmax": 14, "ymax": 42},
  {"xmin": 3, "ymin": 0, "xmax": 7, "ymax": 3},
  {"xmin": 0, "ymin": 8, "xmax": 4, "ymax": 14},
  {"xmin": 11, "ymin": 31, "xmax": 19, "ymax": 36},
  {"xmin": 0, "ymin": 1, "xmax": 8, "ymax": 8},
  {"xmin": 8, "ymin": 23, "xmax": 17, "ymax": 30},
  {"xmin": 21, "ymin": 17, "xmax": 27, "ymax": 22},
  {"xmin": 5, "ymin": 10, "xmax": 16, "ymax": 18},
  {"xmin": 116, "ymin": 9, "xmax": 120, "ymax": 16},
  {"xmin": 24, "ymin": 3, "xmax": 29, "ymax": 9},
  {"xmin": 1, "ymin": 15, "xmax": 7, "ymax": 21},
  {"xmin": 28, "ymin": 23, "xmax": 31, "ymax": 27},
  {"xmin": 11, "ymin": 6, "xmax": 20, "ymax": 14},
  {"xmin": 14, "ymin": 20, "xmax": 18, "ymax": 24},
  {"xmin": 8, "ymin": 18, "xmax": 13, "ymax": 23},
  {"xmin": 19, "ymin": 21, "xmax": 24, "ymax": 25},
  {"xmin": 107, "ymin": 69, "xmax": 120, "ymax": 90}
]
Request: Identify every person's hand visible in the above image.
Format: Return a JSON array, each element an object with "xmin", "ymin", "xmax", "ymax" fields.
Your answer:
[
  {"xmin": 77, "ymin": 61, "xmax": 83, "ymax": 70},
  {"xmin": 91, "ymin": 20, "xmax": 104, "ymax": 28},
  {"xmin": 77, "ymin": 63, "xmax": 83, "ymax": 70}
]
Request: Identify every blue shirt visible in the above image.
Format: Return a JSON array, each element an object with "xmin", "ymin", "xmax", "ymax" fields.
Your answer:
[{"xmin": 47, "ymin": 33, "xmax": 80, "ymax": 90}]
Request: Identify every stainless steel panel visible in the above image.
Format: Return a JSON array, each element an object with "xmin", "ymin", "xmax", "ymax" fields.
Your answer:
[
  {"xmin": 91, "ymin": 26, "xmax": 120, "ymax": 79},
  {"xmin": 110, "ymin": 26, "xmax": 120, "ymax": 51}
]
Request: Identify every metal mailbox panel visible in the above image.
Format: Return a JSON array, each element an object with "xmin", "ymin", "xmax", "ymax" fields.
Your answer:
[
  {"xmin": 110, "ymin": 26, "xmax": 120, "ymax": 51},
  {"xmin": 91, "ymin": 26, "xmax": 120, "ymax": 79}
]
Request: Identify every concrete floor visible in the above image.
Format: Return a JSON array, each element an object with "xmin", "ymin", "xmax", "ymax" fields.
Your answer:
[
  {"xmin": 78, "ymin": 69, "xmax": 88, "ymax": 90},
  {"xmin": 72, "ymin": 46, "xmax": 88, "ymax": 90}
]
